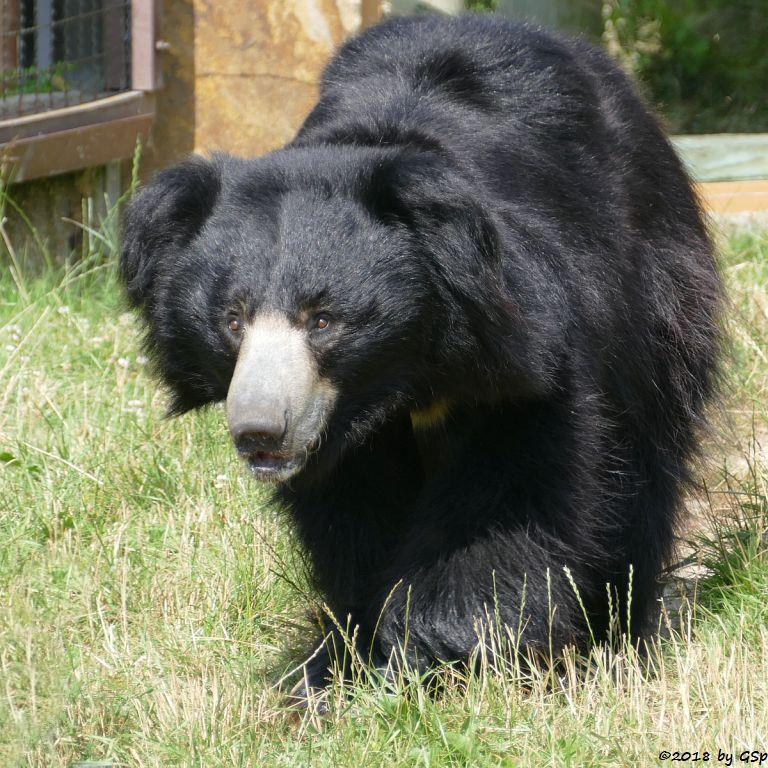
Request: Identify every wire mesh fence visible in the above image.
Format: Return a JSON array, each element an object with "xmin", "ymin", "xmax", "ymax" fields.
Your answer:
[{"xmin": 0, "ymin": 0, "xmax": 131, "ymax": 119}]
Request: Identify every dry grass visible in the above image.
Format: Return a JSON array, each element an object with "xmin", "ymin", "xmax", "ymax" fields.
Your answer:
[{"xmin": 0, "ymin": 217, "xmax": 766, "ymax": 767}]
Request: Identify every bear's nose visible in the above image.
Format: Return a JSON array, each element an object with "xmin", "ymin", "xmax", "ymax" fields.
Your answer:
[{"xmin": 231, "ymin": 419, "xmax": 287, "ymax": 456}]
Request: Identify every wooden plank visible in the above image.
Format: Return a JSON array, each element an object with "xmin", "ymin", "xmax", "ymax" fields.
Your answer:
[
  {"xmin": 0, "ymin": 112, "xmax": 154, "ymax": 183},
  {"xmin": 0, "ymin": 2, "xmax": 19, "ymax": 74},
  {"xmin": 698, "ymin": 180, "xmax": 768, "ymax": 215},
  {"xmin": 672, "ymin": 134, "xmax": 768, "ymax": 183},
  {"xmin": 0, "ymin": 91, "xmax": 155, "ymax": 143},
  {"xmin": 132, "ymin": 0, "xmax": 158, "ymax": 91}
]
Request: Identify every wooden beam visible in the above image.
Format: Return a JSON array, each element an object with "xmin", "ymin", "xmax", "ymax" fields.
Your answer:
[
  {"xmin": 698, "ymin": 180, "xmax": 768, "ymax": 215},
  {"xmin": 0, "ymin": 96, "xmax": 155, "ymax": 183},
  {"xmin": 0, "ymin": 91, "xmax": 155, "ymax": 143},
  {"xmin": 0, "ymin": 2, "xmax": 19, "ymax": 74},
  {"xmin": 672, "ymin": 134, "xmax": 768, "ymax": 183},
  {"xmin": 132, "ymin": 0, "xmax": 158, "ymax": 91}
]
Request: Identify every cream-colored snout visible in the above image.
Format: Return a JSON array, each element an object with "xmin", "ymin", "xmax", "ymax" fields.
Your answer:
[{"xmin": 226, "ymin": 313, "xmax": 337, "ymax": 478}]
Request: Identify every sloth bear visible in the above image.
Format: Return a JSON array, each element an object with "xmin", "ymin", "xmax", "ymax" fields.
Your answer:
[{"xmin": 121, "ymin": 14, "xmax": 721, "ymax": 696}]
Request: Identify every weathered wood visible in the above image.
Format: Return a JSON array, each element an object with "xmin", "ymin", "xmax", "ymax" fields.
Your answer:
[
  {"xmin": 0, "ymin": 91, "xmax": 155, "ymax": 143},
  {"xmin": 698, "ymin": 180, "xmax": 768, "ymax": 215},
  {"xmin": 672, "ymin": 134, "xmax": 768, "ymax": 183},
  {"xmin": 132, "ymin": 0, "xmax": 158, "ymax": 91},
  {"xmin": 0, "ymin": 2, "xmax": 19, "ymax": 75},
  {"xmin": 0, "ymin": 95, "xmax": 155, "ymax": 183}
]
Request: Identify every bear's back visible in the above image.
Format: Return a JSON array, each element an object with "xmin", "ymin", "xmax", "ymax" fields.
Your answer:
[
  {"xmin": 293, "ymin": 13, "xmax": 661, "ymax": 239},
  {"xmin": 298, "ymin": 15, "xmax": 603, "ymax": 149}
]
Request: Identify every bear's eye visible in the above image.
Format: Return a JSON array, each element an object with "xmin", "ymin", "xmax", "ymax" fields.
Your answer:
[
  {"xmin": 313, "ymin": 313, "xmax": 331, "ymax": 331},
  {"xmin": 227, "ymin": 318, "xmax": 242, "ymax": 334}
]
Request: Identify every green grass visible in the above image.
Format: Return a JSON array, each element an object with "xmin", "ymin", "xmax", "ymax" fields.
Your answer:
[
  {"xmin": 0, "ymin": 63, "xmax": 74, "ymax": 97},
  {"xmin": 0, "ymin": 220, "xmax": 766, "ymax": 767}
]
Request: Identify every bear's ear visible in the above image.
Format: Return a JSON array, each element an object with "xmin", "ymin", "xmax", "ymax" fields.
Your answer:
[
  {"xmin": 366, "ymin": 152, "xmax": 502, "ymax": 284},
  {"xmin": 367, "ymin": 152, "xmax": 506, "ymax": 321},
  {"xmin": 366, "ymin": 152, "xmax": 544, "ymax": 396},
  {"xmin": 120, "ymin": 156, "xmax": 222, "ymax": 308}
]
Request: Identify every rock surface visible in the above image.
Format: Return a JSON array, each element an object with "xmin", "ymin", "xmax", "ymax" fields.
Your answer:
[{"xmin": 148, "ymin": 0, "xmax": 363, "ymax": 172}]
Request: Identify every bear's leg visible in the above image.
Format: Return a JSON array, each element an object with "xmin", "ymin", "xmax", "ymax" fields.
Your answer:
[
  {"xmin": 365, "ymin": 402, "xmax": 604, "ymax": 676},
  {"xmin": 278, "ymin": 412, "xmax": 423, "ymax": 698},
  {"xmin": 286, "ymin": 625, "xmax": 354, "ymax": 711},
  {"xmin": 367, "ymin": 523, "xmax": 594, "ymax": 676}
]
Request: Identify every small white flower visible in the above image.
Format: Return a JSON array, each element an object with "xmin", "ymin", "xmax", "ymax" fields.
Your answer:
[
  {"xmin": 117, "ymin": 357, "xmax": 130, "ymax": 368},
  {"xmin": 57, "ymin": 305, "xmax": 70, "ymax": 315},
  {"xmin": 5, "ymin": 344, "xmax": 15, "ymax": 352},
  {"xmin": 137, "ymin": 355, "xmax": 149, "ymax": 365}
]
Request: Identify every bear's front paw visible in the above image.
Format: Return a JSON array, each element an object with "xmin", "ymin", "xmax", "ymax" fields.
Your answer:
[
  {"xmin": 284, "ymin": 641, "xmax": 337, "ymax": 714},
  {"xmin": 286, "ymin": 677, "xmax": 331, "ymax": 716}
]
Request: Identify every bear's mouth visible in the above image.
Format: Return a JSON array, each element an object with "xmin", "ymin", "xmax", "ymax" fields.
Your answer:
[{"xmin": 243, "ymin": 450, "xmax": 303, "ymax": 482}]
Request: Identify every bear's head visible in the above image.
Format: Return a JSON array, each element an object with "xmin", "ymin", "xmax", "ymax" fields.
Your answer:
[{"xmin": 121, "ymin": 146, "xmax": 536, "ymax": 482}]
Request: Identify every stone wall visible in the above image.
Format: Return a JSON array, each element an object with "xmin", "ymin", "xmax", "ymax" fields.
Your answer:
[{"xmin": 145, "ymin": 0, "xmax": 366, "ymax": 173}]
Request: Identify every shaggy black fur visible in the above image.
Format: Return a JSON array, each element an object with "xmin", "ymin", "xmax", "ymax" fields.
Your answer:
[{"xmin": 121, "ymin": 14, "xmax": 721, "ymax": 690}]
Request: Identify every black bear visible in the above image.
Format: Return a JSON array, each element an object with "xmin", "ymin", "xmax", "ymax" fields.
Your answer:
[{"xmin": 121, "ymin": 14, "xmax": 721, "ymax": 697}]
